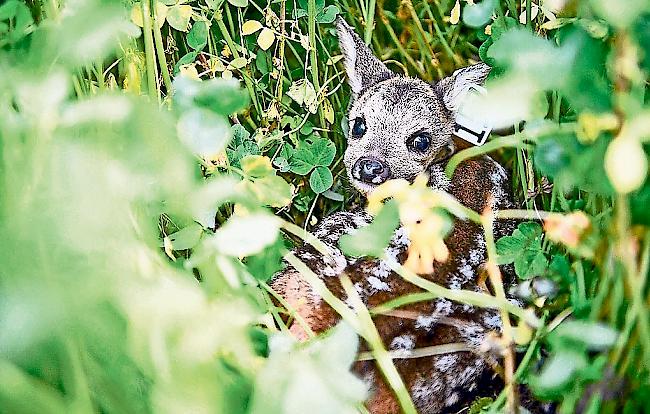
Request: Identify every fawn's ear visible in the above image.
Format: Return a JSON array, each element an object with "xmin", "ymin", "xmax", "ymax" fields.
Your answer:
[
  {"xmin": 435, "ymin": 63, "xmax": 491, "ymax": 111},
  {"xmin": 335, "ymin": 17, "xmax": 394, "ymax": 95}
]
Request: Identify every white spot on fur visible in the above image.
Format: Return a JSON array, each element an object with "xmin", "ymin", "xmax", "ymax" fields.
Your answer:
[
  {"xmin": 483, "ymin": 311, "xmax": 502, "ymax": 329},
  {"xmin": 445, "ymin": 392, "xmax": 460, "ymax": 407},
  {"xmin": 448, "ymin": 273, "xmax": 463, "ymax": 290},
  {"xmin": 458, "ymin": 321, "xmax": 485, "ymax": 346},
  {"xmin": 367, "ymin": 276, "xmax": 390, "ymax": 291},
  {"xmin": 415, "ymin": 314, "xmax": 438, "ymax": 330},
  {"xmin": 320, "ymin": 248, "xmax": 347, "ymax": 277},
  {"xmin": 393, "ymin": 227, "xmax": 410, "ymax": 247},
  {"xmin": 390, "ymin": 334, "xmax": 415, "ymax": 351},
  {"xmin": 434, "ymin": 354, "xmax": 459, "ymax": 371},
  {"xmin": 468, "ymin": 246, "xmax": 484, "ymax": 266},
  {"xmin": 459, "ymin": 260, "xmax": 474, "ymax": 281},
  {"xmin": 411, "ymin": 377, "xmax": 443, "ymax": 405},
  {"xmin": 374, "ymin": 260, "xmax": 391, "ymax": 278},
  {"xmin": 301, "ymin": 251, "xmax": 315, "ymax": 261},
  {"xmin": 434, "ymin": 299, "xmax": 452, "ymax": 314}
]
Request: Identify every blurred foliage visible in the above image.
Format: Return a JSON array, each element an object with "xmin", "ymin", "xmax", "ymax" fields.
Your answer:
[{"xmin": 0, "ymin": 0, "xmax": 649, "ymax": 413}]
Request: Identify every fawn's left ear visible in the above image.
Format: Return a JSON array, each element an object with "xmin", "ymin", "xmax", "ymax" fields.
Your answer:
[
  {"xmin": 435, "ymin": 63, "xmax": 491, "ymax": 111},
  {"xmin": 335, "ymin": 17, "xmax": 395, "ymax": 95}
]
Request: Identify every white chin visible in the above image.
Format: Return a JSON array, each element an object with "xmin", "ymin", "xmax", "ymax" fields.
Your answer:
[{"xmin": 352, "ymin": 180, "xmax": 377, "ymax": 196}]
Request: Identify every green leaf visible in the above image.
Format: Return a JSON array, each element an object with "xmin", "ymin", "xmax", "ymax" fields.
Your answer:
[
  {"xmin": 255, "ymin": 49, "xmax": 270, "ymax": 75},
  {"xmin": 230, "ymin": 124, "xmax": 251, "ymax": 148},
  {"xmin": 310, "ymin": 138, "xmax": 336, "ymax": 167},
  {"xmin": 173, "ymin": 51, "xmax": 198, "ymax": 73},
  {"xmin": 174, "ymin": 77, "xmax": 249, "ymax": 115},
  {"xmin": 249, "ymin": 175, "xmax": 294, "ymax": 208},
  {"xmin": 177, "ymin": 109, "xmax": 231, "ymax": 157},
  {"xmin": 547, "ymin": 254, "xmax": 572, "ymax": 283},
  {"xmin": 462, "ymin": 0, "xmax": 496, "ymax": 28},
  {"xmin": 550, "ymin": 320, "xmax": 618, "ymax": 351},
  {"xmin": 0, "ymin": 0, "xmax": 33, "ymax": 43},
  {"xmin": 496, "ymin": 222, "xmax": 548, "ymax": 279},
  {"xmin": 534, "ymin": 134, "xmax": 614, "ymax": 195},
  {"xmin": 249, "ymin": 322, "xmax": 366, "ymax": 414},
  {"xmin": 273, "ymin": 156, "xmax": 290, "ymax": 172},
  {"xmin": 339, "ymin": 200, "xmax": 400, "ymax": 258},
  {"xmin": 297, "ymin": 0, "xmax": 324, "ymax": 13},
  {"xmin": 212, "ymin": 213, "xmax": 280, "ymax": 257},
  {"xmin": 246, "ymin": 236, "xmax": 286, "ymax": 281},
  {"xmin": 289, "ymin": 147, "xmax": 315, "ymax": 175},
  {"xmin": 299, "ymin": 121, "xmax": 314, "ymax": 136},
  {"xmin": 227, "ymin": 141, "xmax": 260, "ymax": 168},
  {"xmin": 530, "ymin": 348, "xmax": 588, "ymax": 397},
  {"xmin": 241, "ymin": 155, "xmax": 274, "ymax": 178},
  {"xmin": 166, "ymin": 4, "xmax": 192, "ymax": 32},
  {"xmin": 309, "ymin": 166, "xmax": 333, "ymax": 193},
  {"xmin": 322, "ymin": 190, "xmax": 344, "ymax": 202},
  {"xmin": 162, "ymin": 223, "xmax": 204, "ymax": 250},
  {"xmin": 187, "ymin": 21, "xmax": 208, "ymax": 50},
  {"xmin": 316, "ymin": 5, "xmax": 340, "ymax": 24},
  {"xmin": 591, "ymin": 0, "xmax": 650, "ymax": 28},
  {"xmin": 293, "ymin": 191, "xmax": 314, "ymax": 212},
  {"xmin": 273, "ymin": 143, "xmax": 293, "ymax": 172},
  {"xmin": 488, "ymin": 28, "xmax": 574, "ymax": 90},
  {"xmin": 227, "ymin": 0, "xmax": 249, "ymax": 7}
]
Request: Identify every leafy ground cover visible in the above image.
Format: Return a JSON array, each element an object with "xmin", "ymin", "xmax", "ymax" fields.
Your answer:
[{"xmin": 1, "ymin": 0, "xmax": 649, "ymax": 413}]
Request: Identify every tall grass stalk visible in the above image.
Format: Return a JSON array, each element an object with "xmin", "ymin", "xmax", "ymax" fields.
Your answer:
[{"xmin": 140, "ymin": 0, "xmax": 158, "ymax": 98}]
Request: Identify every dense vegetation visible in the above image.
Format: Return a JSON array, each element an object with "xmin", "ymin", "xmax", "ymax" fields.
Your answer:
[{"xmin": 1, "ymin": 0, "xmax": 649, "ymax": 412}]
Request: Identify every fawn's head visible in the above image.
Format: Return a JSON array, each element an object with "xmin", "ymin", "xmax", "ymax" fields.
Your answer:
[{"xmin": 335, "ymin": 17, "xmax": 491, "ymax": 195}]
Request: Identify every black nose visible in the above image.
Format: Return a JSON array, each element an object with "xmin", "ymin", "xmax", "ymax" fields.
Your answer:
[{"xmin": 354, "ymin": 157, "xmax": 391, "ymax": 184}]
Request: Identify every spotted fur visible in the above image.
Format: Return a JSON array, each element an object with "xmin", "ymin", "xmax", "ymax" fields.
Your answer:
[{"xmin": 270, "ymin": 18, "xmax": 522, "ymax": 414}]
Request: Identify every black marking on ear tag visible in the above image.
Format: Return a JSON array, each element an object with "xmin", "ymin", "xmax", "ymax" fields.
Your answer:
[{"xmin": 454, "ymin": 113, "xmax": 491, "ymax": 146}]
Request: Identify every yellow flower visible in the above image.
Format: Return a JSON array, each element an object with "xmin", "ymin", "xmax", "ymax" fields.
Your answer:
[
  {"xmin": 367, "ymin": 174, "xmax": 451, "ymax": 274},
  {"xmin": 576, "ymin": 112, "xmax": 619, "ymax": 143},
  {"xmin": 403, "ymin": 212, "xmax": 450, "ymax": 274},
  {"xmin": 544, "ymin": 211, "xmax": 590, "ymax": 248}
]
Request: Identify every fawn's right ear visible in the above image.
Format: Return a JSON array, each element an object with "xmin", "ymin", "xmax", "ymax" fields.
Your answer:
[
  {"xmin": 335, "ymin": 17, "xmax": 394, "ymax": 96},
  {"xmin": 434, "ymin": 63, "xmax": 491, "ymax": 112}
]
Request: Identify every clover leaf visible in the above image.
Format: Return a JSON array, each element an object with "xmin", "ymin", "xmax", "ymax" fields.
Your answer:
[{"xmin": 496, "ymin": 221, "xmax": 548, "ymax": 279}]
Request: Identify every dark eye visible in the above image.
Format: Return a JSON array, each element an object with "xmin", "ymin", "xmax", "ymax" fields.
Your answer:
[
  {"xmin": 408, "ymin": 133, "xmax": 431, "ymax": 153},
  {"xmin": 351, "ymin": 117, "xmax": 366, "ymax": 137}
]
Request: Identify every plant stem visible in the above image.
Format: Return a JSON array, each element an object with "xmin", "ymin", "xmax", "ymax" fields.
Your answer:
[
  {"xmin": 482, "ymin": 212, "xmax": 518, "ymax": 414},
  {"xmin": 152, "ymin": 5, "xmax": 173, "ymax": 96},
  {"xmin": 363, "ymin": 0, "xmax": 376, "ymax": 45},
  {"xmin": 307, "ymin": 0, "xmax": 326, "ymax": 128},
  {"xmin": 339, "ymin": 275, "xmax": 418, "ymax": 414},
  {"xmin": 259, "ymin": 281, "xmax": 316, "ymax": 338},
  {"xmin": 421, "ymin": 0, "xmax": 458, "ymax": 65},
  {"xmin": 214, "ymin": 11, "xmax": 262, "ymax": 116},
  {"xmin": 386, "ymin": 260, "xmax": 540, "ymax": 327},
  {"xmin": 615, "ymin": 196, "xmax": 650, "ymax": 368},
  {"xmin": 140, "ymin": 0, "xmax": 158, "ymax": 98},
  {"xmin": 445, "ymin": 135, "xmax": 533, "ymax": 177},
  {"xmin": 357, "ymin": 342, "xmax": 471, "ymax": 361},
  {"xmin": 376, "ymin": 1, "xmax": 427, "ymax": 78},
  {"xmin": 275, "ymin": 0, "xmax": 287, "ymax": 103},
  {"xmin": 403, "ymin": 0, "xmax": 441, "ymax": 79}
]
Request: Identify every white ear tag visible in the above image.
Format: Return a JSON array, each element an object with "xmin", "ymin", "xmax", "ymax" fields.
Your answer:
[{"xmin": 454, "ymin": 85, "xmax": 492, "ymax": 146}]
